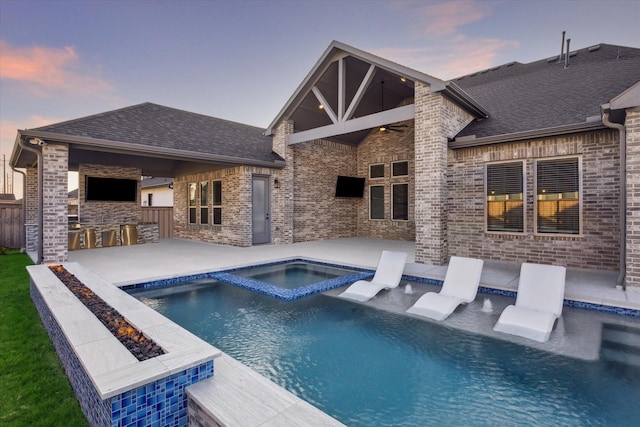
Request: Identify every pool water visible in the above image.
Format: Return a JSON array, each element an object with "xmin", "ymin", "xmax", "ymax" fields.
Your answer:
[
  {"xmin": 234, "ymin": 262, "xmax": 349, "ymax": 289},
  {"xmin": 131, "ymin": 282, "xmax": 640, "ymax": 426}
]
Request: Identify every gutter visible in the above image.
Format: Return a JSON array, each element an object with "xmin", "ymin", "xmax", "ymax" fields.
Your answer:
[
  {"xmin": 15, "ymin": 134, "xmax": 44, "ymax": 264},
  {"xmin": 449, "ymin": 121, "xmax": 606, "ymax": 149},
  {"xmin": 602, "ymin": 111, "xmax": 627, "ymax": 291},
  {"xmin": 9, "ymin": 164, "xmax": 26, "ymax": 251},
  {"xmin": 18, "ymin": 130, "xmax": 285, "ymax": 169}
]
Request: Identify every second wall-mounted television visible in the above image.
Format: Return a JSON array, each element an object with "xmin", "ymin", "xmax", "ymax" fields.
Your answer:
[
  {"xmin": 85, "ymin": 176, "xmax": 138, "ymax": 202},
  {"xmin": 335, "ymin": 176, "xmax": 365, "ymax": 198}
]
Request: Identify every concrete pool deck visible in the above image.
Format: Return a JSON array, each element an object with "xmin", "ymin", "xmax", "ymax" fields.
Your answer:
[{"xmin": 68, "ymin": 237, "xmax": 640, "ymax": 312}]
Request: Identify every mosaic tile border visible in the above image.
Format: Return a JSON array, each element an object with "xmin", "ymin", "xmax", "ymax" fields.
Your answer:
[
  {"xmin": 125, "ymin": 261, "xmax": 640, "ymax": 317},
  {"xmin": 404, "ymin": 277, "xmax": 640, "ymax": 317},
  {"xmin": 31, "ymin": 278, "xmax": 215, "ymax": 427},
  {"xmin": 125, "ymin": 258, "xmax": 374, "ymax": 301}
]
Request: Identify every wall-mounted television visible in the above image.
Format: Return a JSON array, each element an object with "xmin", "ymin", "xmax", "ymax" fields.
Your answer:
[
  {"xmin": 85, "ymin": 176, "xmax": 138, "ymax": 202},
  {"xmin": 335, "ymin": 176, "xmax": 365, "ymax": 198}
]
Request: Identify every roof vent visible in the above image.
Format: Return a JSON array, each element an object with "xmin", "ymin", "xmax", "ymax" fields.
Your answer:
[
  {"xmin": 588, "ymin": 44, "xmax": 601, "ymax": 52},
  {"xmin": 564, "ymin": 38, "xmax": 571, "ymax": 68}
]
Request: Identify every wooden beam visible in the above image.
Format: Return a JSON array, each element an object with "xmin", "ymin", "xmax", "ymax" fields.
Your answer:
[
  {"xmin": 338, "ymin": 58, "xmax": 345, "ymax": 121},
  {"xmin": 287, "ymin": 104, "xmax": 414, "ymax": 145},
  {"xmin": 344, "ymin": 64, "xmax": 375, "ymax": 121},
  {"xmin": 312, "ymin": 86, "xmax": 338, "ymax": 124}
]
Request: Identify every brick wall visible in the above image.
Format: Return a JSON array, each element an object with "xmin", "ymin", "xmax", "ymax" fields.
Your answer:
[
  {"xmin": 25, "ymin": 167, "xmax": 38, "ymax": 253},
  {"xmin": 41, "ymin": 143, "xmax": 68, "ymax": 263},
  {"xmin": 414, "ymin": 84, "xmax": 474, "ymax": 264},
  {"xmin": 447, "ymin": 130, "xmax": 621, "ymax": 270},
  {"xmin": 356, "ymin": 121, "xmax": 415, "ymax": 240},
  {"xmin": 626, "ymin": 109, "xmax": 640, "ymax": 286},
  {"xmin": 78, "ymin": 164, "xmax": 141, "ymax": 224},
  {"xmin": 173, "ymin": 165, "xmax": 280, "ymax": 247},
  {"xmin": 291, "ymin": 139, "xmax": 358, "ymax": 242},
  {"xmin": 272, "ymin": 120, "xmax": 294, "ymax": 244}
]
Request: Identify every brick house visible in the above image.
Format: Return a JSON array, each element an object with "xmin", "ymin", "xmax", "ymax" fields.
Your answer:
[{"xmin": 10, "ymin": 41, "xmax": 640, "ymax": 286}]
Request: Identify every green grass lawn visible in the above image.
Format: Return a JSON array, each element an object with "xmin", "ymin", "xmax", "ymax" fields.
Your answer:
[{"xmin": 0, "ymin": 251, "xmax": 88, "ymax": 426}]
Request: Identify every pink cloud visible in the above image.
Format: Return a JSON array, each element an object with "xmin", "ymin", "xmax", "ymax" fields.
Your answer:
[
  {"xmin": 417, "ymin": 0, "xmax": 489, "ymax": 36},
  {"xmin": 373, "ymin": 1, "xmax": 519, "ymax": 80},
  {"xmin": 0, "ymin": 40, "xmax": 114, "ymax": 97}
]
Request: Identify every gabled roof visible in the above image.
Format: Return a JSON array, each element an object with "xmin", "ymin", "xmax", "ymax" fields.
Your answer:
[
  {"xmin": 452, "ymin": 43, "xmax": 640, "ymax": 143},
  {"xmin": 13, "ymin": 103, "xmax": 284, "ymax": 170},
  {"xmin": 265, "ymin": 40, "xmax": 487, "ymax": 144}
]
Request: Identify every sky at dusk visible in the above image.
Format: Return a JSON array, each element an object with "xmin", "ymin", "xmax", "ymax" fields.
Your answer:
[{"xmin": 1, "ymin": 0, "xmax": 639, "ymax": 197}]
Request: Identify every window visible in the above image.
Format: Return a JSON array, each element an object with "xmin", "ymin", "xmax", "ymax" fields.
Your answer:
[
  {"xmin": 486, "ymin": 162, "xmax": 524, "ymax": 233},
  {"xmin": 188, "ymin": 183, "xmax": 197, "ymax": 224},
  {"xmin": 370, "ymin": 185, "xmax": 384, "ymax": 219},
  {"xmin": 147, "ymin": 193, "xmax": 153, "ymax": 207},
  {"xmin": 370, "ymin": 164, "xmax": 385, "ymax": 179},
  {"xmin": 536, "ymin": 157, "xmax": 580, "ymax": 235},
  {"xmin": 212, "ymin": 180, "xmax": 222, "ymax": 225},
  {"xmin": 200, "ymin": 181, "xmax": 209, "ymax": 224},
  {"xmin": 392, "ymin": 161, "xmax": 408, "ymax": 177},
  {"xmin": 392, "ymin": 183, "xmax": 409, "ymax": 220}
]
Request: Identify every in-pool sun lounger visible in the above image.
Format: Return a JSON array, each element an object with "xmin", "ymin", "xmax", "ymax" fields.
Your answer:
[{"xmin": 339, "ymin": 251, "xmax": 407, "ymax": 302}]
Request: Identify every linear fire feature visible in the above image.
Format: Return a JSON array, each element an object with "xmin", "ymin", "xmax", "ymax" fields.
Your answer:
[{"xmin": 28, "ymin": 262, "xmax": 221, "ymax": 427}]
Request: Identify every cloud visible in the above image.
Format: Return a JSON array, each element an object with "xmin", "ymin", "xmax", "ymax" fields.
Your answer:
[
  {"xmin": 417, "ymin": 0, "xmax": 489, "ymax": 37},
  {"xmin": 373, "ymin": 1, "xmax": 519, "ymax": 80},
  {"xmin": 0, "ymin": 40, "xmax": 114, "ymax": 98}
]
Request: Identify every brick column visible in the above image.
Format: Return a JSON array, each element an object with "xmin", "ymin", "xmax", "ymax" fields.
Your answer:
[
  {"xmin": 25, "ymin": 167, "xmax": 39, "ymax": 254},
  {"xmin": 272, "ymin": 120, "xmax": 294, "ymax": 244},
  {"xmin": 626, "ymin": 109, "xmax": 640, "ymax": 287},
  {"xmin": 414, "ymin": 82, "xmax": 448, "ymax": 265},
  {"xmin": 41, "ymin": 143, "xmax": 69, "ymax": 263}
]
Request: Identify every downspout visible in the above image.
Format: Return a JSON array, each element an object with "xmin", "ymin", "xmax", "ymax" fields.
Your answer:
[
  {"xmin": 602, "ymin": 111, "xmax": 626, "ymax": 291},
  {"xmin": 16, "ymin": 136, "xmax": 44, "ymax": 264},
  {"xmin": 9, "ymin": 165, "xmax": 26, "ymax": 251}
]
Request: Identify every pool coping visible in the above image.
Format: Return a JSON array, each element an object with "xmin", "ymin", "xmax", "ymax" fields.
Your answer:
[{"xmin": 28, "ymin": 262, "xmax": 221, "ymax": 399}]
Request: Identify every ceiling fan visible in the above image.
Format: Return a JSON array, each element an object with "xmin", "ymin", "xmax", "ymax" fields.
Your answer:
[{"xmin": 378, "ymin": 80, "xmax": 406, "ymax": 132}]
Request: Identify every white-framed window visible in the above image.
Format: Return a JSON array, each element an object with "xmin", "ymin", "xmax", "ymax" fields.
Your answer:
[
  {"xmin": 392, "ymin": 183, "xmax": 409, "ymax": 221},
  {"xmin": 392, "ymin": 160, "xmax": 409, "ymax": 177},
  {"xmin": 369, "ymin": 163, "xmax": 385, "ymax": 179},
  {"xmin": 370, "ymin": 185, "xmax": 385, "ymax": 219},
  {"xmin": 212, "ymin": 180, "xmax": 222, "ymax": 225},
  {"xmin": 188, "ymin": 182, "xmax": 197, "ymax": 224},
  {"xmin": 199, "ymin": 181, "xmax": 209, "ymax": 225},
  {"xmin": 485, "ymin": 161, "xmax": 525, "ymax": 233},
  {"xmin": 535, "ymin": 156, "xmax": 581, "ymax": 235}
]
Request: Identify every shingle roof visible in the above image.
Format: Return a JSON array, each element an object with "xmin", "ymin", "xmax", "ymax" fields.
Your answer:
[
  {"xmin": 453, "ymin": 44, "xmax": 640, "ymax": 138},
  {"xmin": 31, "ymin": 102, "xmax": 282, "ymax": 164}
]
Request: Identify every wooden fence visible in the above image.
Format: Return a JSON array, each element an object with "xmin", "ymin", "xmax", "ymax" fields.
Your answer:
[
  {"xmin": 0, "ymin": 205, "xmax": 23, "ymax": 249},
  {"xmin": 142, "ymin": 207, "xmax": 173, "ymax": 239},
  {"xmin": 0, "ymin": 206, "xmax": 173, "ymax": 248}
]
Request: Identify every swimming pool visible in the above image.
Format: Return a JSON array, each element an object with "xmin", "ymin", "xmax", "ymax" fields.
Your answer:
[{"xmin": 130, "ymin": 281, "xmax": 640, "ymax": 426}]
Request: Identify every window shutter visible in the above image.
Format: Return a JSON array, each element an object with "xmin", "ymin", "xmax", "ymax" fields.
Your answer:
[
  {"xmin": 486, "ymin": 162, "xmax": 524, "ymax": 232},
  {"xmin": 536, "ymin": 158, "xmax": 580, "ymax": 234}
]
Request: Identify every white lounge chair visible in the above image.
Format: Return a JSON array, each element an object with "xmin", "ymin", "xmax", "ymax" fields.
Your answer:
[
  {"xmin": 338, "ymin": 251, "xmax": 407, "ymax": 302},
  {"xmin": 406, "ymin": 256, "xmax": 484, "ymax": 321},
  {"xmin": 493, "ymin": 263, "xmax": 566, "ymax": 343}
]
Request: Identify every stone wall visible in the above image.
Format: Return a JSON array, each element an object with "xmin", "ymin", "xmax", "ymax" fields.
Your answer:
[
  {"xmin": 626, "ymin": 109, "xmax": 640, "ymax": 286},
  {"xmin": 42, "ymin": 143, "xmax": 68, "ymax": 263},
  {"xmin": 78, "ymin": 164, "xmax": 141, "ymax": 224},
  {"xmin": 447, "ymin": 130, "xmax": 621, "ymax": 270}
]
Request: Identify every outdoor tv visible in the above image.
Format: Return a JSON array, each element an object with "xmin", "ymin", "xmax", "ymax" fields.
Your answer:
[
  {"xmin": 335, "ymin": 176, "xmax": 365, "ymax": 198},
  {"xmin": 85, "ymin": 176, "xmax": 137, "ymax": 202}
]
